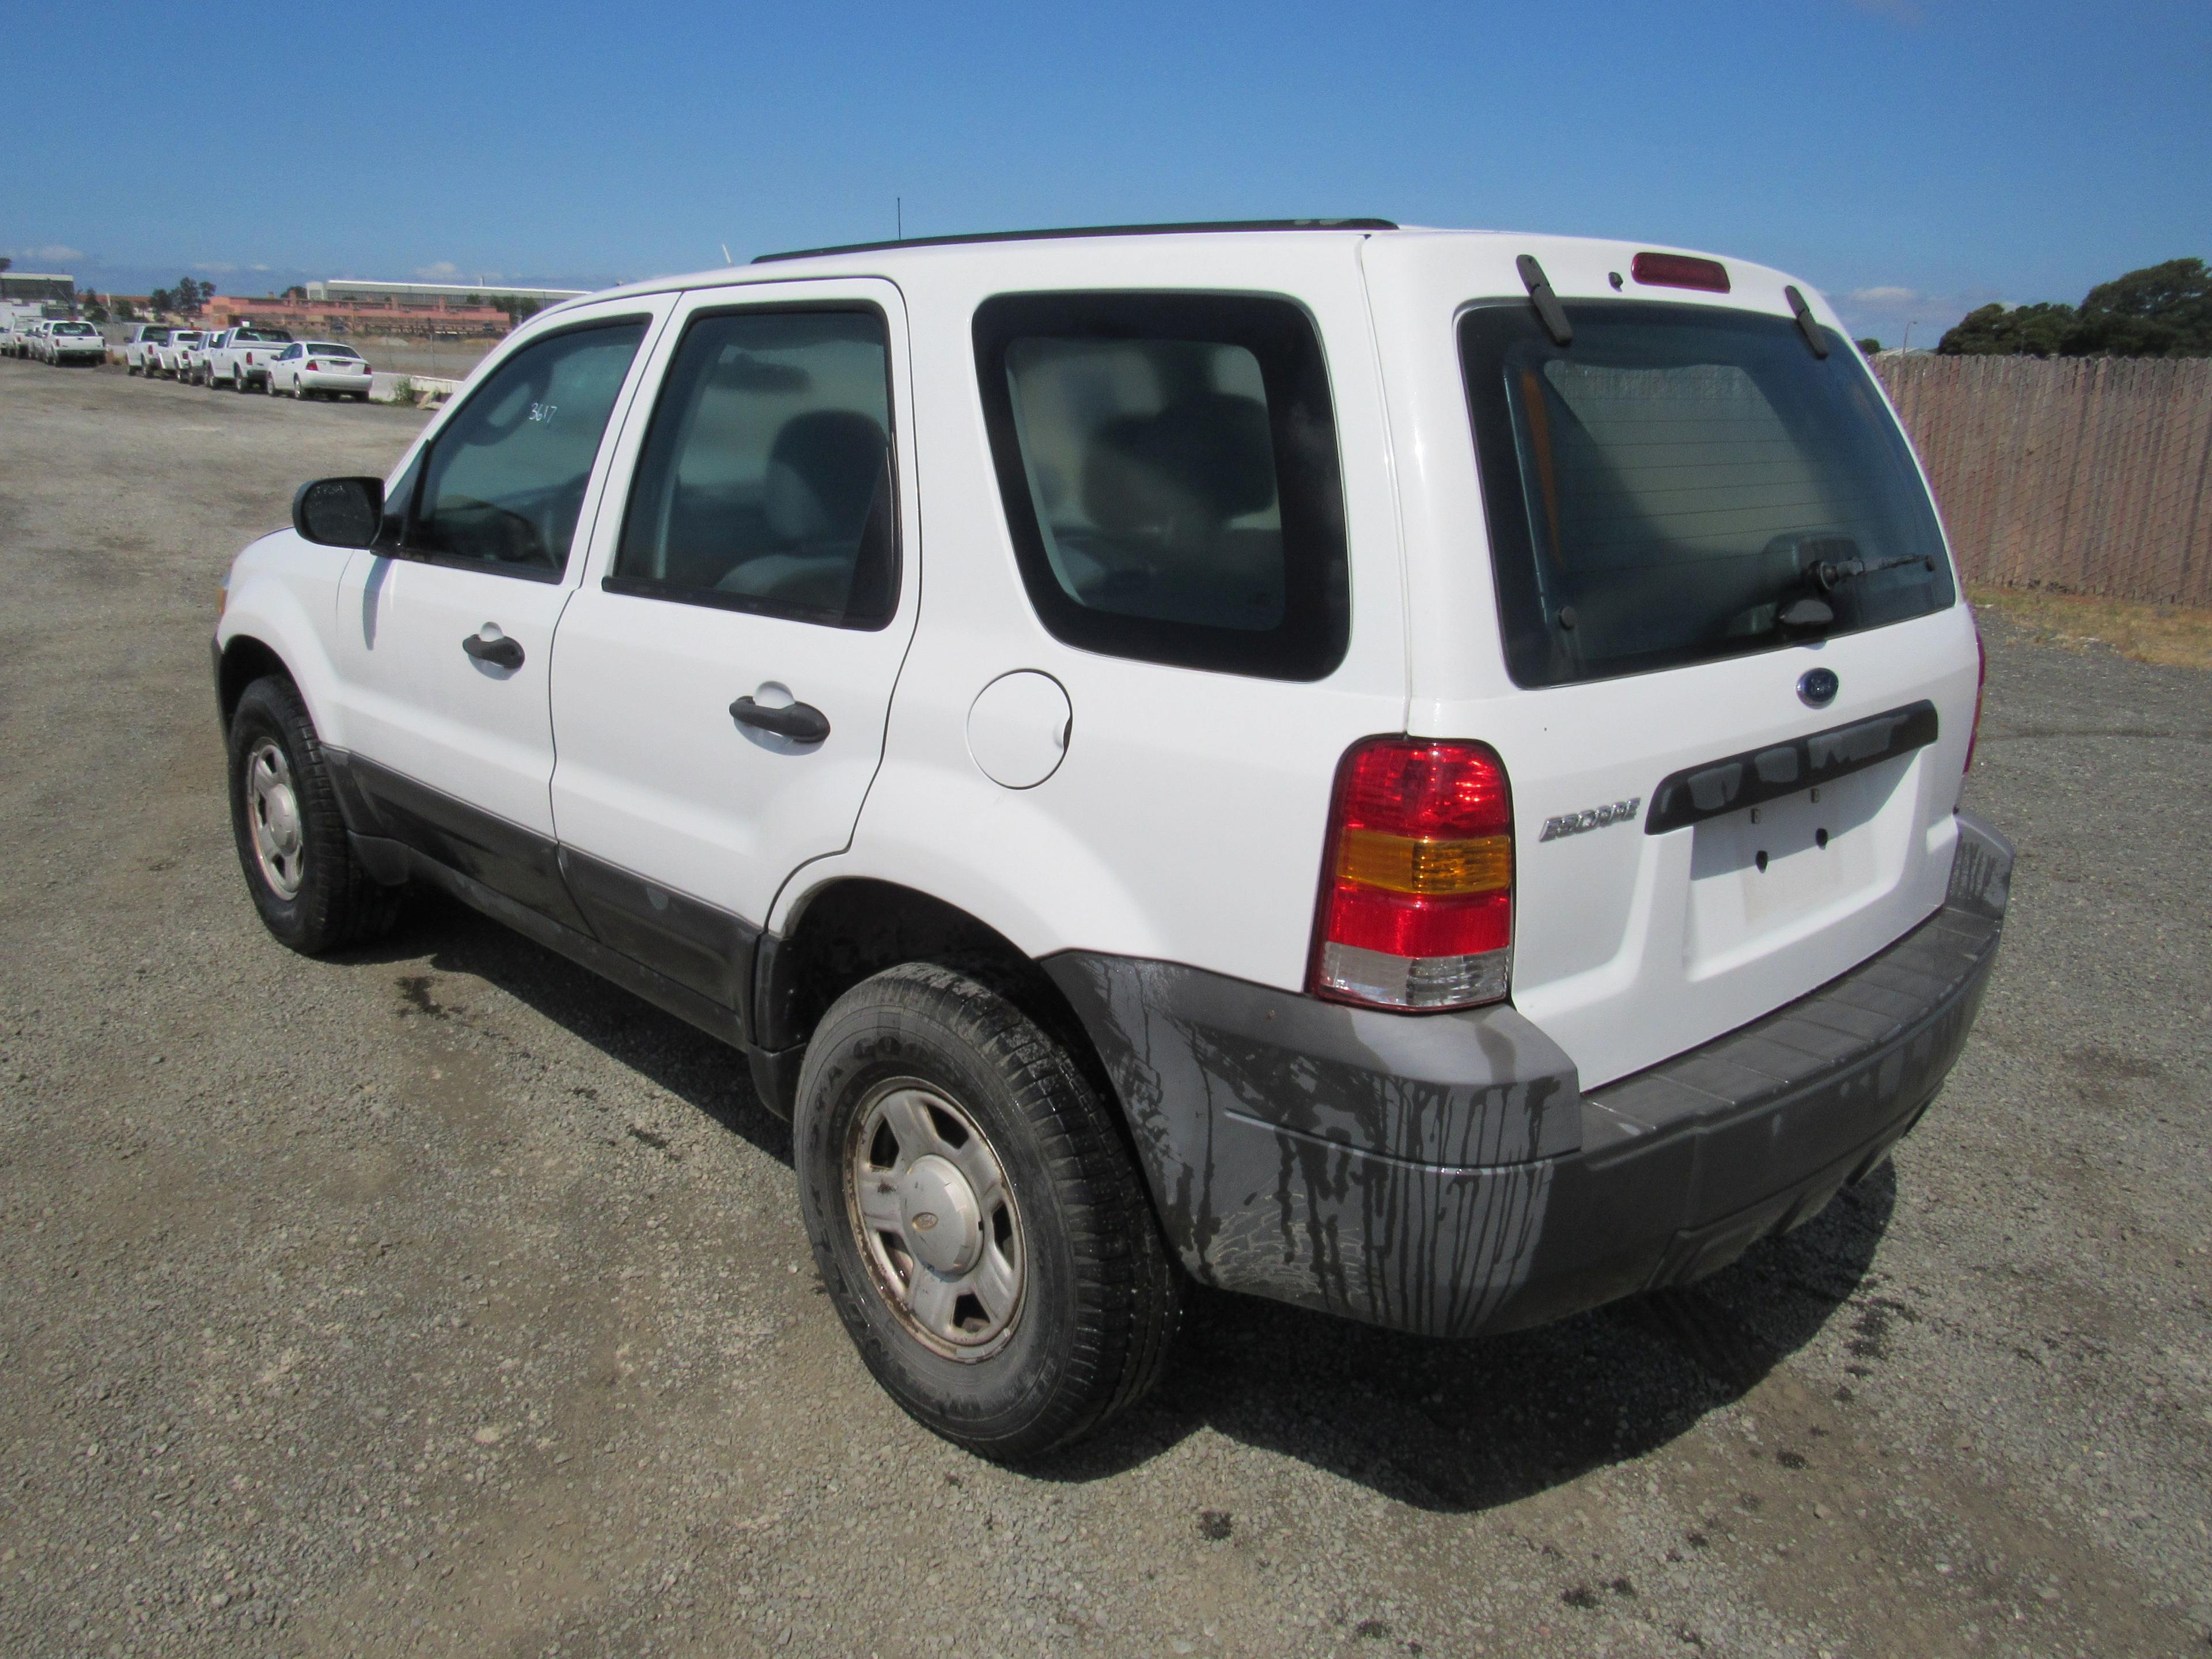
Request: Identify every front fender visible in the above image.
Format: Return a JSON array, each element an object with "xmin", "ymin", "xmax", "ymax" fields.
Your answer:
[{"xmin": 215, "ymin": 531, "xmax": 357, "ymax": 747}]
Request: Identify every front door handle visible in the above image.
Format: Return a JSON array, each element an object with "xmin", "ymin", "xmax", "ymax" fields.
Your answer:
[
  {"xmin": 462, "ymin": 630, "xmax": 524, "ymax": 671},
  {"xmin": 729, "ymin": 695, "xmax": 830, "ymax": 745}
]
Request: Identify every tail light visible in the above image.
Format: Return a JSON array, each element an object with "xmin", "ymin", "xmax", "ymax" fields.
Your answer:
[
  {"xmin": 1310, "ymin": 738, "xmax": 1514, "ymax": 1011},
  {"xmin": 1963, "ymin": 611, "xmax": 1987, "ymax": 774},
  {"xmin": 306, "ymin": 359, "xmax": 321, "ymax": 371}
]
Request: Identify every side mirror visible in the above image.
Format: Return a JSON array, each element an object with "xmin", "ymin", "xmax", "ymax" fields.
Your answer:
[{"xmin": 292, "ymin": 476, "xmax": 384, "ymax": 548}]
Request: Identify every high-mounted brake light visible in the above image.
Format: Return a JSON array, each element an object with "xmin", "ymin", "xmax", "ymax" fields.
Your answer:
[
  {"xmin": 1311, "ymin": 738, "xmax": 1514, "ymax": 1011},
  {"xmin": 1631, "ymin": 252, "xmax": 1731, "ymax": 293},
  {"xmin": 1963, "ymin": 611, "xmax": 1987, "ymax": 774}
]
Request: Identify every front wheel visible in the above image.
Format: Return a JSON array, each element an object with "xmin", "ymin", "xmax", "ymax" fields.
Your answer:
[
  {"xmin": 226, "ymin": 675, "xmax": 399, "ymax": 953},
  {"xmin": 795, "ymin": 962, "xmax": 1181, "ymax": 1461}
]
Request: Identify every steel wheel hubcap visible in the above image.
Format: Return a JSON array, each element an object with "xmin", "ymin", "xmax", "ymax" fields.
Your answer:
[
  {"xmin": 245, "ymin": 738, "xmax": 306, "ymax": 899},
  {"xmin": 844, "ymin": 1082, "xmax": 1024, "ymax": 1361}
]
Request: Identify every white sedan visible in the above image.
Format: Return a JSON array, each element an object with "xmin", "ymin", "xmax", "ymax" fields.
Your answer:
[{"xmin": 269, "ymin": 342, "xmax": 372, "ymax": 401}]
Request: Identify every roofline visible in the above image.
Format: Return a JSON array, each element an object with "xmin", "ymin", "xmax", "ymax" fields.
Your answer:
[{"xmin": 752, "ymin": 218, "xmax": 1398, "ymax": 266}]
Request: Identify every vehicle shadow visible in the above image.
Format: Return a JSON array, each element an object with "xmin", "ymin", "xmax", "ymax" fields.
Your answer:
[
  {"xmin": 343, "ymin": 891, "xmax": 792, "ymax": 1165},
  {"xmin": 1039, "ymin": 1163, "xmax": 1897, "ymax": 1512},
  {"xmin": 349, "ymin": 891, "xmax": 1893, "ymax": 1513}
]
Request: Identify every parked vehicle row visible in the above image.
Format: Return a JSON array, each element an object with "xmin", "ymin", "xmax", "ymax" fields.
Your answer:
[
  {"xmin": 118, "ymin": 322, "xmax": 374, "ymax": 399},
  {"xmin": 2, "ymin": 316, "xmax": 108, "ymax": 364}
]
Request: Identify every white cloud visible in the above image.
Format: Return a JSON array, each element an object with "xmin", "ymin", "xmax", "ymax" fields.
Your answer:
[
  {"xmin": 250, "ymin": 263, "xmax": 270, "ymax": 272},
  {"xmin": 1849, "ymin": 286, "xmax": 1919, "ymax": 305},
  {"xmin": 415, "ymin": 261, "xmax": 461, "ymax": 280},
  {"xmin": 193, "ymin": 262, "xmax": 239, "ymax": 274},
  {"xmin": 7, "ymin": 243, "xmax": 84, "ymax": 266}
]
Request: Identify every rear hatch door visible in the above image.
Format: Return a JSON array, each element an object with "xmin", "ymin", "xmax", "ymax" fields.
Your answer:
[{"xmin": 1370, "ymin": 237, "xmax": 1981, "ymax": 1090}]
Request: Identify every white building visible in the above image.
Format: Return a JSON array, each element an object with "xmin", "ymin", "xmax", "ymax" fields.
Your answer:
[{"xmin": 304, "ymin": 278, "xmax": 588, "ymax": 308}]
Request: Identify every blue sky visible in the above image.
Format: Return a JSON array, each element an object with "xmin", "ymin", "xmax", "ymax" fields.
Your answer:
[{"xmin": 6, "ymin": 0, "xmax": 2206, "ymax": 345}]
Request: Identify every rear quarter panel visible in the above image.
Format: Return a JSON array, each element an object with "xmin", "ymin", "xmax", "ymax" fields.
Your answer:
[{"xmin": 772, "ymin": 234, "xmax": 1410, "ymax": 988}]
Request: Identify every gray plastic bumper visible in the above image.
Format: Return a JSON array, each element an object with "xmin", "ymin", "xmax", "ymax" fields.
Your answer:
[{"xmin": 1044, "ymin": 810, "xmax": 2012, "ymax": 1339}]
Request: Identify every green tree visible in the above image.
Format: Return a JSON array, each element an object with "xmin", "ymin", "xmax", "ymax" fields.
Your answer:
[
  {"xmin": 0, "ymin": 256, "xmax": 12, "ymax": 272},
  {"xmin": 1938, "ymin": 300, "xmax": 2076, "ymax": 357},
  {"xmin": 2071, "ymin": 257, "xmax": 2211, "ymax": 357},
  {"xmin": 1856, "ymin": 336, "xmax": 1883, "ymax": 355},
  {"xmin": 1938, "ymin": 257, "xmax": 2211, "ymax": 358}
]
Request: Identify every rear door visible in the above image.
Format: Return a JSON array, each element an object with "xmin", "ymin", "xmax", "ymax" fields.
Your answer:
[
  {"xmin": 1369, "ymin": 238, "xmax": 1981, "ymax": 1089},
  {"xmin": 546, "ymin": 278, "xmax": 919, "ymax": 1018},
  {"xmin": 330, "ymin": 296, "xmax": 671, "ymax": 921}
]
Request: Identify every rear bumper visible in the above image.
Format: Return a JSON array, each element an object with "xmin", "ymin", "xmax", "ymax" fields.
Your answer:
[{"xmin": 1046, "ymin": 810, "xmax": 2012, "ymax": 1339}]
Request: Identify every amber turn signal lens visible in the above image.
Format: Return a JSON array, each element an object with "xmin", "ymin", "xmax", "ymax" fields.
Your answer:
[{"xmin": 1336, "ymin": 830, "xmax": 1511, "ymax": 896}]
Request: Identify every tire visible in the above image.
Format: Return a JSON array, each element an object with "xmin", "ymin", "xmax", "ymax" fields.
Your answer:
[
  {"xmin": 795, "ymin": 961, "xmax": 1181, "ymax": 1461},
  {"xmin": 226, "ymin": 675, "xmax": 399, "ymax": 954}
]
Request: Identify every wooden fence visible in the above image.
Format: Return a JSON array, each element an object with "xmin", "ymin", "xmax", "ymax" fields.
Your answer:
[{"xmin": 1872, "ymin": 354, "xmax": 2212, "ymax": 608}]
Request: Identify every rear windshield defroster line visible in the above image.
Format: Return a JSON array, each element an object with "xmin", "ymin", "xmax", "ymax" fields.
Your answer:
[
  {"xmin": 1644, "ymin": 700, "xmax": 1938, "ymax": 834},
  {"xmin": 1459, "ymin": 299, "xmax": 1955, "ymax": 690}
]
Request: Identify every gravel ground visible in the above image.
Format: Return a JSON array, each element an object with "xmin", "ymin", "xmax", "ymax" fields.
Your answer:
[{"xmin": 2, "ymin": 357, "xmax": 2206, "ymax": 1659}]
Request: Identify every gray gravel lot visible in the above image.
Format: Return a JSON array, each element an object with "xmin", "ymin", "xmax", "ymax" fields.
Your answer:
[{"xmin": 2, "ymin": 357, "xmax": 2207, "ymax": 1659}]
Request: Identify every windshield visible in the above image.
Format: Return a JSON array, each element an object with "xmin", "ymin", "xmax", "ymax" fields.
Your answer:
[
  {"xmin": 1459, "ymin": 300, "xmax": 1953, "ymax": 688},
  {"xmin": 307, "ymin": 343, "xmax": 359, "ymax": 358},
  {"xmin": 54, "ymin": 323, "xmax": 94, "ymax": 334},
  {"xmin": 173, "ymin": 332, "xmax": 202, "ymax": 344},
  {"xmin": 235, "ymin": 328, "xmax": 290, "ymax": 342}
]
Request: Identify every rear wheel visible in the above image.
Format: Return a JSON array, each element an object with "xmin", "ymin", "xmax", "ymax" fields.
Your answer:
[
  {"xmin": 795, "ymin": 962, "xmax": 1181, "ymax": 1461},
  {"xmin": 226, "ymin": 675, "xmax": 399, "ymax": 953}
]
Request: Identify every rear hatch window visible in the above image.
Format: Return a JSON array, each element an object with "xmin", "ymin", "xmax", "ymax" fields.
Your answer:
[{"xmin": 1459, "ymin": 300, "xmax": 1953, "ymax": 688}]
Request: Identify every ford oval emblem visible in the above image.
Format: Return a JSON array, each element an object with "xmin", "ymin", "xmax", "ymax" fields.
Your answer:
[{"xmin": 1798, "ymin": 667, "xmax": 1840, "ymax": 707}]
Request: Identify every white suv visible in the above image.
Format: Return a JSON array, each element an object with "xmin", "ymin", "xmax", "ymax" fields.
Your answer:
[{"xmin": 214, "ymin": 222, "xmax": 2010, "ymax": 1459}]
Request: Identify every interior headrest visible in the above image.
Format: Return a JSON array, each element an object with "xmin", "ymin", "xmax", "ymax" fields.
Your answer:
[
  {"xmin": 1082, "ymin": 393, "xmax": 1276, "ymax": 535},
  {"xmin": 764, "ymin": 410, "xmax": 888, "ymax": 543}
]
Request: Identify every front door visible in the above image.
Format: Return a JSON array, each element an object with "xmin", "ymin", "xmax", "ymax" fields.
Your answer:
[
  {"xmin": 332, "ymin": 298, "xmax": 671, "ymax": 920},
  {"xmin": 547, "ymin": 281, "xmax": 920, "ymax": 1019}
]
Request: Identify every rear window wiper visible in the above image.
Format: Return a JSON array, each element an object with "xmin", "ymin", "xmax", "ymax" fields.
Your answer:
[
  {"xmin": 1810, "ymin": 551, "xmax": 1936, "ymax": 590},
  {"xmin": 1779, "ymin": 552, "xmax": 1937, "ymax": 629}
]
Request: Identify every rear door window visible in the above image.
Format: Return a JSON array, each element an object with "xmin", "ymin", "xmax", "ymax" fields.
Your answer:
[
  {"xmin": 1460, "ymin": 300, "xmax": 1953, "ymax": 687},
  {"xmin": 974, "ymin": 291, "xmax": 1349, "ymax": 680},
  {"xmin": 609, "ymin": 307, "xmax": 896, "ymax": 628}
]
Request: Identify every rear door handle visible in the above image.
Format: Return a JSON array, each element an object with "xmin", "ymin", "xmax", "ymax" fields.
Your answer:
[
  {"xmin": 462, "ymin": 630, "xmax": 524, "ymax": 671},
  {"xmin": 729, "ymin": 696, "xmax": 830, "ymax": 745}
]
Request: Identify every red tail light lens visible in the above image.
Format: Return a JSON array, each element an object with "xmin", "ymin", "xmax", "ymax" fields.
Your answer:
[
  {"xmin": 306, "ymin": 359, "xmax": 320, "ymax": 371},
  {"xmin": 1631, "ymin": 252, "xmax": 1731, "ymax": 293},
  {"xmin": 1963, "ymin": 611, "xmax": 1987, "ymax": 774},
  {"xmin": 1311, "ymin": 738, "xmax": 1514, "ymax": 1011}
]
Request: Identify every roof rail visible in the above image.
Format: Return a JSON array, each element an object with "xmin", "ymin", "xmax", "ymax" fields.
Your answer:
[{"xmin": 751, "ymin": 218, "xmax": 1398, "ymax": 266}]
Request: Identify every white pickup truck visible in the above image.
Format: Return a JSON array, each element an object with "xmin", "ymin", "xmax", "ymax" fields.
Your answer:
[
  {"xmin": 201, "ymin": 325, "xmax": 297, "ymax": 391},
  {"xmin": 124, "ymin": 323, "xmax": 175, "ymax": 373},
  {"xmin": 151, "ymin": 328, "xmax": 205, "ymax": 378}
]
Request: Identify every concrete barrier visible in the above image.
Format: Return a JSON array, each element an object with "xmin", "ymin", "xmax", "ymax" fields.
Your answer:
[{"xmin": 369, "ymin": 372, "xmax": 464, "ymax": 407}]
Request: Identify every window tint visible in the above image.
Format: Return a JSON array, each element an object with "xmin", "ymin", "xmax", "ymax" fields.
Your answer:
[
  {"xmin": 1459, "ymin": 300, "xmax": 1953, "ymax": 687},
  {"xmin": 54, "ymin": 323, "xmax": 93, "ymax": 334},
  {"xmin": 236, "ymin": 328, "xmax": 290, "ymax": 342},
  {"xmin": 611, "ymin": 308, "xmax": 896, "ymax": 628},
  {"xmin": 306, "ymin": 342, "xmax": 358, "ymax": 358},
  {"xmin": 410, "ymin": 319, "xmax": 647, "ymax": 577},
  {"xmin": 975, "ymin": 291, "xmax": 1348, "ymax": 680}
]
